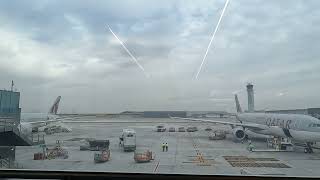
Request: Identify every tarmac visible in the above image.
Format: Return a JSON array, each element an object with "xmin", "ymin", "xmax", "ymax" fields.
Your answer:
[{"xmin": 14, "ymin": 116, "xmax": 320, "ymax": 177}]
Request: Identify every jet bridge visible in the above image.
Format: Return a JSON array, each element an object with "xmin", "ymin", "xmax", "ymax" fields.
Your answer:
[
  {"xmin": 0, "ymin": 120, "xmax": 44, "ymax": 146},
  {"xmin": 0, "ymin": 90, "xmax": 44, "ymax": 146}
]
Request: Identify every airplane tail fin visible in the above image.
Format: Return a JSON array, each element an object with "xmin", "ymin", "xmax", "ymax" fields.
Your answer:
[
  {"xmin": 234, "ymin": 94, "xmax": 242, "ymax": 113},
  {"xmin": 49, "ymin": 96, "xmax": 61, "ymax": 114}
]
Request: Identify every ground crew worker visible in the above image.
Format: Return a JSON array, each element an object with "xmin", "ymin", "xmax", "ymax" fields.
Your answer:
[
  {"xmin": 162, "ymin": 143, "xmax": 165, "ymax": 152},
  {"xmin": 248, "ymin": 142, "xmax": 254, "ymax": 152},
  {"xmin": 165, "ymin": 143, "xmax": 168, "ymax": 152}
]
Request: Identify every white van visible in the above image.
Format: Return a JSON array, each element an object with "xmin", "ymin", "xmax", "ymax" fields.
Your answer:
[
  {"xmin": 120, "ymin": 129, "xmax": 136, "ymax": 151},
  {"xmin": 156, "ymin": 124, "xmax": 166, "ymax": 132}
]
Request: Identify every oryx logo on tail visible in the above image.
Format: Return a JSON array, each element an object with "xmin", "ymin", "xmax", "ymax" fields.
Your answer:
[
  {"xmin": 235, "ymin": 94, "xmax": 242, "ymax": 113},
  {"xmin": 49, "ymin": 96, "xmax": 61, "ymax": 115}
]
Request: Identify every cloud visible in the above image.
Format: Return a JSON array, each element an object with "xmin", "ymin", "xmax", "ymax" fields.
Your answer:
[{"xmin": 0, "ymin": 0, "xmax": 319, "ymax": 113}]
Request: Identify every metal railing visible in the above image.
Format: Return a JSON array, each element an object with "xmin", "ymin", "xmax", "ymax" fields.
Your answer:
[
  {"xmin": 0, "ymin": 158, "xmax": 23, "ymax": 169},
  {"xmin": 31, "ymin": 134, "xmax": 45, "ymax": 144},
  {"xmin": 0, "ymin": 158, "xmax": 10, "ymax": 168}
]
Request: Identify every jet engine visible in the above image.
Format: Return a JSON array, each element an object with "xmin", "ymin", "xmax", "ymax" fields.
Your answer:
[{"xmin": 232, "ymin": 127, "xmax": 246, "ymax": 141}]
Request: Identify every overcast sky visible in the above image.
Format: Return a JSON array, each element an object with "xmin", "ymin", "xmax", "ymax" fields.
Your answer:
[{"xmin": 0, "ymin": 0, "xmax": 319, "ymax": 113}]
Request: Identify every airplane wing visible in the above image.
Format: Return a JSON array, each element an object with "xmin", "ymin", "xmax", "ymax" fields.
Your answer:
[
  {"xmin": 170, "ymin": 116, "xmax": 265, "ymax": 131},
  {"xmin": 26, "ymin": 118, "xmax": 62, "ymax": 125}
]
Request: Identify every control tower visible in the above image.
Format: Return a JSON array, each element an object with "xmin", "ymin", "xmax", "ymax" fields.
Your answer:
[{"xmin": 246, "ymin": 83, "xmax": 254, "ymax": 112}]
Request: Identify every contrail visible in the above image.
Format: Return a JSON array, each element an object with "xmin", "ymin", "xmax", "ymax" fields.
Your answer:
[
  {"xmin": 108, "ymin": 25, "xmax": 149, "ymax": 78},
  {"xmin": 195, "ymin": 0, "xmax": 230, "ymax": 79}
]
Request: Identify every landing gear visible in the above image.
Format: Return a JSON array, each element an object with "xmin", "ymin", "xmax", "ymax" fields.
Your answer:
[
  {"xmin": 304, "ymin": 143, "xmax": 314, "ymax": 153},
  {"xmin": 304, "ymin": 148, "xmax": 313, "ymax": 153},
  {"xmin": 304, "ymin": 148, "xmax": 309, "ymax": 153}
]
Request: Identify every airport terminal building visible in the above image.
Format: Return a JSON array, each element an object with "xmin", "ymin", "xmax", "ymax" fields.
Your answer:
[
  {"xmin": 0, "ymin": 90, "xmax": 21, "ymax": 167},
  {"xmin": 141, "ymin": 111, "xmax": 230, "ymax": 118},
  {"xmin": 143, "ymin": 111, "xmax": 187, "ymax": 118},
  {"xmin": 0, "ymin": 90, "xmax": 42, "ymax": 168},
  {"xmin": 266, "ymin": 108, "xmax": 320, "ymax": 119},
  {"xmin": 0, "ymin": 90, "xmax": 21, "ymax": 124}
]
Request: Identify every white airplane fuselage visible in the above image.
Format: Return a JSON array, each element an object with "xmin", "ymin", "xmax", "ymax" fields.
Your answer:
[
  {"xmin": 19, "ymin": 113, "xmax": 61, "ymax": 136},
  {"xmin": 238, "ymin": 113, "xmax": 320, "ymax": 142}
]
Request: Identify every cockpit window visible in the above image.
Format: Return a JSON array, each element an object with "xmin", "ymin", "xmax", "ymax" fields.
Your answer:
[{"xmin": 309, "ymin": 124, "xmax": 320, "ymax": 127}]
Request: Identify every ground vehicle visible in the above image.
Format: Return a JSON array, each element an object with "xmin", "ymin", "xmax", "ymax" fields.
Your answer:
[
  {"xmin": 156, "ymin": 125, "xmax": 166, "ymax": 132},
  {"xmin": 134, "ymin": 150, "xmax": 154, "ymax": 163},
  {"xmin": 80, "ymin": 139, "xmax": 110, "ymax": 151},
  {"xmin": 43, "ymin": 124, "xmax": 72, "ymax": 135},
  {"xmin": 94, "ymin": 150, "xmax": 110, "ymax": 163},
  {"xmin": 120, "ymin": 129, "xmax": 136, "ymax": 151},
  {"xmin": 205, "ymin": 127, "xmax": 212, "ymax": 131},
  {"xmin": 209, "ymin": 130, "xmax": 227, "ymax": 140},
  {"xmin": 178, "ymin": 127, "xmax": 185, "ymax": 132},
  {"xmin": 169, "ymin": 127, "xmax": 175, "ymax": 132},
  {"xmin": 186, "ymin": 127, "xmax": 198, "ymax": 132}
]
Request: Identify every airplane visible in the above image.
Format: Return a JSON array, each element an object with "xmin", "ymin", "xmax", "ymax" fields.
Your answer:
[
  {"xmin": 20, "ymin": 96, "xmax": 67, "ymax": 133},
  {"xmin": 170, "ymin": 94, "xmax": 320, "ymax": 153}
]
